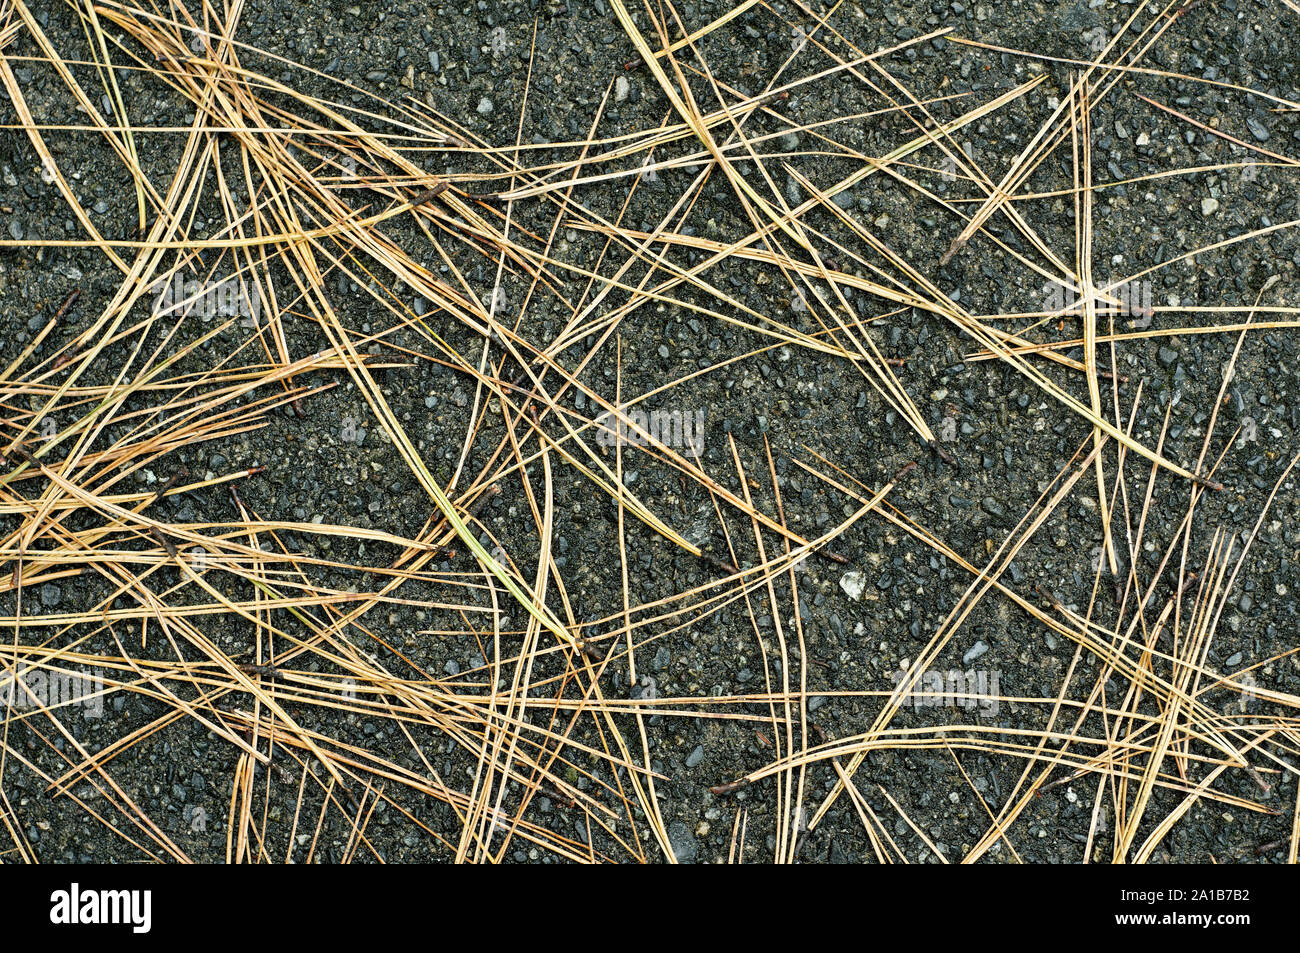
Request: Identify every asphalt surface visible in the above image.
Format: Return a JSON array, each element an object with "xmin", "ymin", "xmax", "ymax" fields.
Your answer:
[{"xmin": 0, "ymin": 0, "xmax": 1297, "ymax": 863}]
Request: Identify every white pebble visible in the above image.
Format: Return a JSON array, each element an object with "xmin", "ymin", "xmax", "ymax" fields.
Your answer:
[{"xmin": 839, "ymin": 570, "xmax": 866, "ymax": 601}]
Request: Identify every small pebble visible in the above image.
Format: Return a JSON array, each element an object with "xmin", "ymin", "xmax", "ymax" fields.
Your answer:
[
  {"xmin": 1245, "ymin": 117, "xmax": 1269, "ymax": 142},
  {"xmin": 667, "ymin": 821, "xmax": 697, "ymax": 863},
  {"xmin": 839, "ymin": 570, "xmax": 867, "ymax": 601}
]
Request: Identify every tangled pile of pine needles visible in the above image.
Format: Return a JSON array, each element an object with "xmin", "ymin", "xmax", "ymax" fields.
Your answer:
[{"xmin": 0, "ymin": 0, "xmax": 1298, "ymax": 863}]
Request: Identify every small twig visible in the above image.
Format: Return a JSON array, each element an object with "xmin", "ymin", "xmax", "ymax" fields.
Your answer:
[
  {"xmin": 701, "ymin": 551, "xmax": 740, "ymax": 575},
  {"xmin": 147, "ymin": 466, "xmax": 188, "ymax": 507},
  {"xmin": 710, "ymin": 778, "xmax": 750, "ymax": 796},
  {"xmin": 237, "ymin": 662, "xmax": 285, "ymax": 680},
  {"xmin": 927, "ymin": 440, "xmax": 959, "ymax": 469},
  {"xmin": 462, "ymin": 484, "xmax": 502, "ymax": 522},
  {"xmin": 52, "ymin": 287, "xmax": 81, "ymax": 321},
  {"xmin": 149, "ymin": 526, "xmax": 179, "ymax": 559},
  {"xmin": 410, "ymin": 182, "xmax": 450, "ymax": 206}
]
